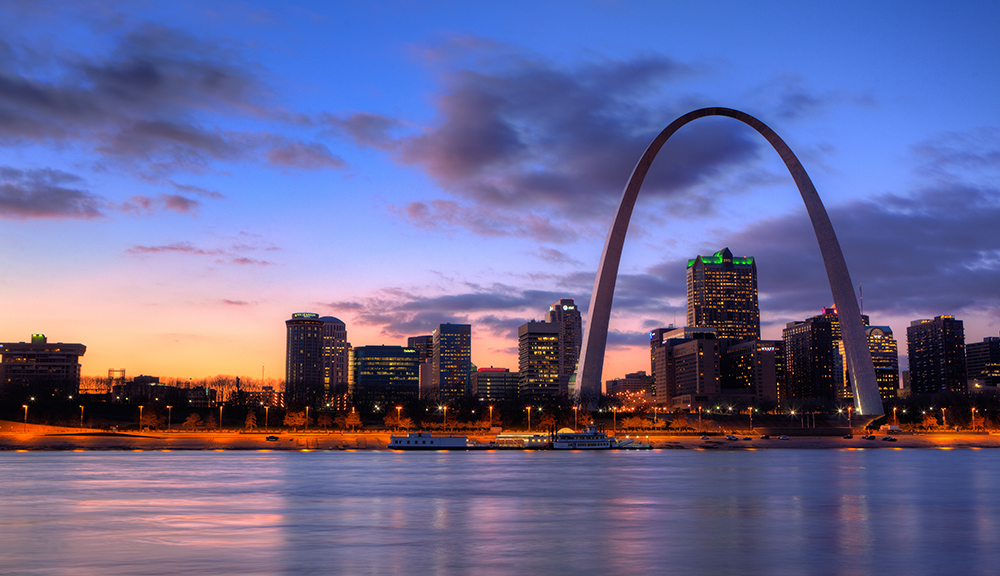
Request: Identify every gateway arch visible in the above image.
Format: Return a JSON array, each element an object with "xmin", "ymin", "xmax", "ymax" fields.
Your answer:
[{"xmin": 576, "ymin": 107, "xmax": 884, "ymax": 416}]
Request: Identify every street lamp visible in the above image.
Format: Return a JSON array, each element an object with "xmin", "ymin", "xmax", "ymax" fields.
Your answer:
[
  {"xmin": 526, "ymin": 406, "xmax": 532, "ymax": 432},
  {"xmin": 166, "ymin": 406, "xmax": 173, "ymax": 430},
  {"xmin": 396, "ymin": 406, "xmax": 402, "ymax": 431},
  {"xmin": 219, "ymin": 405, "xmax": 224, "ymax": 431},
  {"xmin": 971, "ymin": 407, "xmax": 977, "ymax": 431},
  {"xmin": 304, "ymin": 406, "xmax": 309, "ymax": 431},
  {"xmin": 264, "ymin": 405, "xmax": 270, "ymax": 432},
  {"xmin": 613, "ymin": 406, "xmax": 617, "ymax": 434},
  {"xmin": 893, "ymin": 406, "xmax": 898, "ymax": 426},
  {"xmin": 79, "ymin": 405, "xmax": 84, "ymax": 428},
  {"xmin": 573, "ymin": 405, "xmax": 579, "ymax": 429},
  {"xmin": 488, "ymin": 405, "xmax": 494, "ymax": 429},
  {"xmin": 22, "ymin": 404, "xmax": 28, "ymax": 433},
  {"xmin": 942, "ymin": 407, "xmax": 947, "ymax": 427},
  {"xmin": 138, "ymin": 405, "xmax": 144, "ymax": 431}
]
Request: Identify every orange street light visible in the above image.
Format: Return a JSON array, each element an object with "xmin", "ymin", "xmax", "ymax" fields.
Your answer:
[
  {"xmin": 138, "ymin": 405, "xmax": 144, "ymax": 431},
  {"xmin": 526, "ymin": 406, "xmax": 532, "ymax": 432},
  {"xmin": 166, "ymin": 406, "xmax": 173, "ymax": 430},
  {"xmin": 573, "ymin": 405, "xmax": 579, "ymax": 429},
  {"xmin": 219, "ymin": 405, "xmax": 224, "ymax": 431},
  {"xmin": 488, "ymin": 405, "xmax": 494, "ymax": 428},
  {"xmin": 396, "ymin": 406, "xmax": 403, "ymax": 431},
  {"xmin": 22, "ymin": 404, "xmax": 28, "ymax": 432},
  {"xmin": 79, "ymin": 405, "xmax": 84, "ymax": 428}
]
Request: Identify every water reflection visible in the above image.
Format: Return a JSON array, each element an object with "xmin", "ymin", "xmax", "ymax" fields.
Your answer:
[{"xmin": 2, "ymin": 450, "xmax": 1000, "ymax": 575}]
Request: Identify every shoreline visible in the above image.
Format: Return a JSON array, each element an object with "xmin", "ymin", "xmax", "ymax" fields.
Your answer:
[{"xmin": 2, "ymin": 424, "xmax": 999, "ymax": 452}]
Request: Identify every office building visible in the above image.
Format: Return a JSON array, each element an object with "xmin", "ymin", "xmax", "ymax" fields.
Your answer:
[
  {"xmin": 349, "ymin": 345, "xmax": 421, "ymax": 409},
  {"xmin": 285, "ymin": 312, "xmax": 324, "ymax": 407},
  {"xmin": 320, "ymin": 316, "xmax": 351, "ymax": 399},
  {"xmin": 907, "ymin": 316, "xmax": 966, "ymax": 394},
  {"xmin": 606, "ymin": 371, "xmax": 653, "ymax": 397},
  {"xmin": 0, "ymin": 334, "xmax": 86, "ymax": 400},
  {"xmin": 686, "ymin": 248, "xmax": 760, "ymax": 343},
  {"xmin": 432, "ymin": 324, "xmax": 472, "ymax": 404},
  {"xmin": 545, "ymin": 299, "xmax": 582, "ymax": 394},
  {"xmin": 967, "ymin": 336, "xmax": 1000, "ymax": 388},
  {"xmin": 723, "ymin": 339, "xmax": 783, "ymax": 404},
  {"xmin": 518, "ymin": 321, "xmax": 562, "ymax": 401},
  {"xmin": 471, "ymin": 367, "xmax": 520, "ymax": 402},
  {"xmin": 407, "ymin": 335, "xmax": 433, "ymax": 362},
  {"xmin": 839, "ymin": 326, "xmax": 899, "ymax": 401},
  {"xmin": 783, "ymin": 308, "xmax": 869, "ymax": 401},
  {"xmin": 649, "ymin": 327, "xmax": 721, "ymax": 409}
]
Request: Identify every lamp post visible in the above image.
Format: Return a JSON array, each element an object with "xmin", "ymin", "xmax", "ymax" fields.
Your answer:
[
  {"xmin": 166, "ymin": 406, "xmax": 172, "ymax": 430},
  {"xmin": 138, "ymin": 405, "xmax": 144, "ymax": 431},
  {"xmin": 848, "ymin": 406, "xmax": 852, "ymax": 430},
  {"xmin": 613, "ymin": 406, "xmax": 617, "ymax": 434},
  {"xmin": 893, "ymin": 406, "xmax": 898, "ymax": 426},
  {"xmin": 79, "ymin": 405, "xmax": 85, "ymax": 428},
  {"xmin": 219, "ymin": 405, "xmax": 224, "ymax": 431},
  {"xmin": 942, "ymin": 407, "xmax": 947, "ymax": 427},
  {"xmin": 573, "ymin": 406, "xmax": 579, "ymax": 429},
  {"xmin": 971, "ymin": 407, "xmax": 977, "ymax": 431},
  {"xmin": 749, "ymin": 408, "xmax": 754, "ymax": 432},
  {"xmin": 264, "ymin": 405, "xmax": 270, "ymax": 432},
  {"xmin": 526, "ymin": 406, "xmax": 532, "ymax": 432},
  {"xmin": 22, "ymin": 404, "xmax": 28, "ymax": 432},
  {"xmin": 443, "ymin": 406, "xmax": 448, "ymax": 429},
  {"xmin": 488, "ymin": 405, "xmax": 494, "ymax": 429},
  {"xmin": 304, "ymin": 406, "xmax": 309, "ymax": 431},
  {"xmin": 395, "ymin": 406, "xmax": 403, "ymax": 431}
]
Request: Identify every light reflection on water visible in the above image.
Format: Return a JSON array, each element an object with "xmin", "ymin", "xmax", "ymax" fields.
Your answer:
[{"xmin": 2, "ymin": 450, "xmax": 999, "ymax": 575}]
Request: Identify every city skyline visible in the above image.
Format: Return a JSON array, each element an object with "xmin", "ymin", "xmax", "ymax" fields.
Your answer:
[{"xmin": 2, "ymin": 2, "xmax": 999, "ymax": 381}]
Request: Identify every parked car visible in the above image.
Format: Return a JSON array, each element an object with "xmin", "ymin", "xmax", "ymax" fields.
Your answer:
[
  {"xmin": 862, "ymin": 434, "xmax": 877, "ymax": 440},
  {"xmin": 742, "ymin": 437, "xmax": 752, "ymax": 441},
  {"xmin": 700, "ymin": 436, "xmax": 710, "ymax": 440},
  {"xmin": 726, "ymin": 434, "xmax": 739, "ymax": 441},
  {"xmin": 843, "ymin": 434, "xmax": 854, "ymax": 439},
  {"xmin": 759, "ymin": 435, "xmax": 770, "ymax": 439},
  {"xmin": 881, "ymin": 436, "xmax": 897, "ymax": 442},
  {"xmin": 266, "ymin": 435, "xmax": 279, "ymax": 441},
  {"xmin": 778, "ymin": 435, "xmax": 790, "ymax": 440}
]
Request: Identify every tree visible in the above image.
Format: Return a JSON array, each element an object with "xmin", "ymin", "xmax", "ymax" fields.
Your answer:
[
  {"xmin": 622, "ymin": 416, "xmax": 646, "ymax": 431},
  {"xmin": 140, "ymin": 411, "xmax": 164, "ymax": 430},
  {"xmin": 205, "ymin": 414, "xmax": 218, "ymax": 429},
  {"xmin": 317, "ymin": 413, "xmax": 333, "ymax": 430},
  {"xmin": 284, "ymin": 410, "xmax": 306, "ymax": 430},
  {"xmin": 245, "ymin": 411, "xmax": 257, "ymax": 430},
  {"xmin": 183, "ymin": 414, "xmax": 202, "ymax": 430},
  {"xmin": 345, "ymin": 411, "xmax": 362, "ymax": 431}
]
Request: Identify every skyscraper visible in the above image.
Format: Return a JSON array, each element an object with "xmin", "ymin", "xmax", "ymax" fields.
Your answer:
[
  {"xmin": 686, "ymin": 247, "xmax": 760, "ymax": 344},
  {"xmin": 432, "ymin": 324, "xmax": 472, "ymax": 404},
  {"xmin": 907, "ymin": 316, "xmax": 966, "ymax": 394},
  {"xmin": 649, "ymin": 327, "xmax": 721, "ymax": 408},
  {"xmin": 782, "ymin": 308, "xmax": 869, "ymax": 401},
  {"xmin": 545, "ymin": 299, "xmax": 582, "ymax": 395},
  {"xmin": 471, "ymin": 367, "xmax": 520, "ymax": 402},
  {"xmin": 966, "ymin": 335, "xmax": 1000, "ymax": 388},
  {"xmin": 724, "ymin": 339, "xmax": 783, "ymax": 404},
  {"xmin": 839, "ymin": 326, "xmax": 899, "ymax": 401},
  {"xmin": 320, "ymin": 316, "xmax": 350, "ymax": 400},
  {"xmin": 518, "ymin": 321, "xmax": 562, "ymax": 401},
  {"xmin": 285, "ymin": 313, "xmax": 324, "ymax": 407}
]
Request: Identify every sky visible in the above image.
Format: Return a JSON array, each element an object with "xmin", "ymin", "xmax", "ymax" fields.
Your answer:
[{"xmin": 2, "ymin": 0, "xmax": 999, "ymax": 382}]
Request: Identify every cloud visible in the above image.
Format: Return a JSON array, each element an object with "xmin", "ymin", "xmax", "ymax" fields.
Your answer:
[
  {"xmin": 0, "ymin": 166, "xmax": 105, "ymax": 219},
  {"xmin": 125, "ymin": 236, "xmax": 278, "ymax": 266},
  {"xmin": 0, "ymin": 24, "xmax": 345, "ymax": 180},
  {"xmin": 332, "ymin": 42, "xmax": 766, "ymax": 240},
  {"xmin": 222, "ymin": 299, "xmax": 250, "ymax": 306},
  {"xmin": 535, "ymin": 247, "xmax": 583, "ymax": 267}
]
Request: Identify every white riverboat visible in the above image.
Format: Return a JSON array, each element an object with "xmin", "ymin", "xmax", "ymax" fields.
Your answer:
[
  {"xmin": 552, "ymin": 426, "xmax": 632, "ymax": 450},
  {"xmin": 389, "ymin": 432, "xmax": 472, "ymax": 450}
]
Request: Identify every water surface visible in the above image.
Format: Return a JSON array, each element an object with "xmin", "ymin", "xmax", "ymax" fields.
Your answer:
[{"xmin": 1, "ymin": 449, "xmax": 997, "ymax": 575}]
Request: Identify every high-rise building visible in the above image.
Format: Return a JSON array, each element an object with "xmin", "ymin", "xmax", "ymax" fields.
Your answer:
[
  {"xmin": 432, "ymin": 324, "xmax": 472, "ymax": 404},
  {"xmin": 407, "ymin": 335, "xmax": 433, "ymax": 362},
  {"xmin": 723, "ymin": 339, "xmax": 783, "ymax": 404},
  {"xmin": 686, "ymin": 247, "xmax": 760, "ymax": 344},
  {"xmin": 649, "ymin": 327, "xmax": 721, "ymax": 409},
  {"xmin": 471, "ymin": 367, "xmax": 520, "ymax": 402},
  {"xmin": 285, "ymin": 313, "xmax": 324, "ymax": 407},
  {"xmin": 319, "ymin": 316, "xmax": 350, "ymax": 400},
  {"xmin": 349, "ymin": 345, "xmax": 421, "ymax": 409},
  {"xmin": 782, "ymin": 308, "xmax": 869, "ymax": 401},
  {"xmin": 839, "ymin": 326, "xmax": 899, "ymax": 401},
  {"xmin": 0, "ymin": 334, "xmax": 86, "ymax": 400},
  {"xmin": 518, "ymin": 321, "xmax": 562, "ymax": 401},
  {"xmin": 907, "ymin": 316, "xmax": 966, "ymax": 395},
  {"xmin": 967, "ymin": 335, "xmax": 1000, "ymax": 388},
  {"xmin": 545, "ymin": 299, "xmax": 582, "ymax": 394}
]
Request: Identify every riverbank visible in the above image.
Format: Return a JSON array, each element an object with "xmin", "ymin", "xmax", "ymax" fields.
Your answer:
[{"xmin": 2, "ymin": 420, "xmax": 999, "ymax": 451}]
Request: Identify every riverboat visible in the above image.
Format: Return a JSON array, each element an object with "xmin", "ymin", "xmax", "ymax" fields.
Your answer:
[
  {"xmin": 552, "ymin": 426, "xmax": 632, "ymax": 450},
  {"xmin": 389, "ymin": 432, "xmax": 471, "ymax": 450}
]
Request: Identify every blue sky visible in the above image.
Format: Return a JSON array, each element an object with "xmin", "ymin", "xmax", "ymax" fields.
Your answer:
[{"xmin": 2, "ymin": 0, "xmax": 999, "ymax": 381}]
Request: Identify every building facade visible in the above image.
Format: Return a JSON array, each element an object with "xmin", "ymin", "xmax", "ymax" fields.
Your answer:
[
  {"xmin": 471, "ymin": 367, "xmax": 520, "ymax": 402},
  {"xmin": 518, "ymin": 321, "xmax": 562, "ymax": 401},
  {"xmin": 606, "ymin": 371, "xmax": 654, "ymax": 397},
  {"xmin": 432, "ymin": 324, "xmax": 472, "ymax": 404},
  {"xmin": 545, "ymin": 298, "xmax": 582, "ymax": 395},
  {"xmin": 723, "ymin": 339, "xmax": 783, "ymax": 404},
  {"xmin": 320, "ymin": 316, "xmax": 350, "ymax": 400},
  {"xmin": 686, "ymin": 248, "xmax": 760, "ymax": 344},
  {"xmin": 348, "ymin": 345, "xmax": 421, "ymax": 409},
  {"xmin": 0, "ymin": 334, "xmax": 86, "ymax": 400},
  {"xmin": 907, "ymin": 316, "xmax": 966, "ymax": 395},
  {"xmin": 782, "ymin": 308, "xmax": 869, "ymax": 402},
  {"xmin": 285, "ymin": 313, "xmax": 324, "ymax": 407},
  {"xmin": 839, "ymin": 326, "xmax": 899, "ymax": 401},
  {"xmin": 649, "ymin": 327, "xmax": 721, "ymax": 408},
  {"xmin": 967, "ymin": 336, "xmax": 1000, "ymax": 389}
]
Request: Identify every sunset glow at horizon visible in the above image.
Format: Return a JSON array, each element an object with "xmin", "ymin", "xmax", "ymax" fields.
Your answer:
[{"xmin": 2, "ymin": 1, "xmax": 998, "ymax": 382}]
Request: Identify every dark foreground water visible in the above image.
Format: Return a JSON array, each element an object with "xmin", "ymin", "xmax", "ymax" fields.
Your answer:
[{"xmin": 1, "ymin": 449, "xmax": 998, "ymax": 576}]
